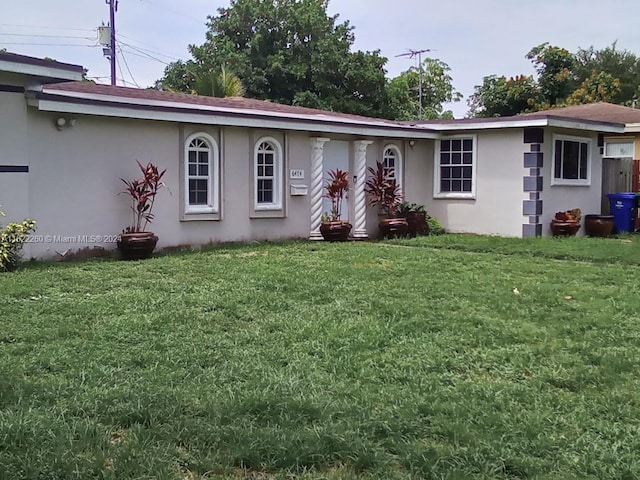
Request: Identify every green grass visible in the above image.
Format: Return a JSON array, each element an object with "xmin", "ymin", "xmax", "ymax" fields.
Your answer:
[{"xmin": 2, "ymin": 236, "xmax": 640, "ymax": 479}]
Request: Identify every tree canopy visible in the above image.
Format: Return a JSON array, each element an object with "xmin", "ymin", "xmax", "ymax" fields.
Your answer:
[
  {"xmin": 158, "ymin": 0, "xmax": 459, "ymax": 120},
  {"xmin": 385, "ymin": 58, "xmax": 462, "ymax": 121},
  {"xmin": 468, "ymin": 42, "xmax": 640, "ymax": 118}
]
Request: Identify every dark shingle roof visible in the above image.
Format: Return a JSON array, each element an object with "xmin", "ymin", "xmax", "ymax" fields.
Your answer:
[
  {"xmin": 520, "ymin": 102, "xmax": 640, "ymax": 124},
  {"xmin": 46, "ymin": 81, "xmax": 403, "ymax": 126}
]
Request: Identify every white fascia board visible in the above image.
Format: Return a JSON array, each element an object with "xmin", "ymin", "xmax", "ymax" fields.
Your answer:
[
  {"xmin": 417, "ymin": 118, "xmax": 550, "ymax": 131},
  {"xmin": 624, "ymin": 123, "xmax": 640, "ymax": 133},
  {"xmin": 547, "ymin": 118, "xmax": 624, "ymax": 133},
  {"xmin": 33, "ymin": 98, "xmax": 438, "ymax": 139},
  {"xmin": 39, "ymin": 88, "xmax": 438, "ymax": 138},
  {"xmin": 0, "ymin": 60, "xmax": 82, "ymax": 82},
  {"xmin": 414, "ymin": 117, "xmax": 625, "ymax": 134}
]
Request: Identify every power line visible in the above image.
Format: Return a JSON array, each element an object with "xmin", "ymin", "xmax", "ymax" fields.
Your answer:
[
  {"xmin": 0, "ymin": 33, "xmax": 95, "ymax": 40},
  {"xmin": 120, "ymin": 43, "xmax": 171, "ymax": 65},
  {"xmin": 118, "ymin": 33, "xmax": 181, "ymax": 61},
  {"xmin": 0, "ymin": 42, "xmax": 98, "ymax": 47},
  {"xmin": 115, "ymin": 52, "xmax": 125, "ymax": 87},
  {"xmin": 0, "ymin": 23, "xmax": 96, "ymax": 32},
  {"xmin": 117, "ymin": 45, "xmax": 140, "ymax": 87}
]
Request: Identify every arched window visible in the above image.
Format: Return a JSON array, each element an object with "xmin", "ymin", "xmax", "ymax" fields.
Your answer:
[
  {"xmin": 383, "ymin": 144, "xmax": 403, "ymax": 191},
  {"xmin": 254, "ymin": 137, "xmax": 283, "ymax": 210},
  {"xmin": 185, "ymin": 133, "xmax": 219, "ymax": 214}
]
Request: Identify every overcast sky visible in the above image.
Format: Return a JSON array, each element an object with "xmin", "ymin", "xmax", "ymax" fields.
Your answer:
[{"xmin": 3, "ymin": 0, "xmax": 640, "ymax": 117}]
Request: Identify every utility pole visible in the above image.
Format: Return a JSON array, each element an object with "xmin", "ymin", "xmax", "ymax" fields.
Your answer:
[
  {"xmin": 396, "ymin": 49, "xmax": 433, "ymax": 119},
  {"xmin": 107, "ymin": 0, "xmax": 117, "ymax": 86}
]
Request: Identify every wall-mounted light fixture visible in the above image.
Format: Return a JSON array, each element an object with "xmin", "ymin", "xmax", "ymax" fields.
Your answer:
[
  {"xmin": 55, "ymin": 116, "xmax": 76, "ymax": 131},
  {"xmin": 409, "ymin": 140, "xmax": 416, "ymax": 147}
]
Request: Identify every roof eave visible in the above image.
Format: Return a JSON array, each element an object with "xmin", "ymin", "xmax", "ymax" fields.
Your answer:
[
  {"xmin": 411, "ymin": 116, "xmax": 625, "ymax": 133},
  {"xmin": 31, "ymin": 92, "xmax": 440, "ymax": 139},
  {"xmin": 0, "ymin": 59, "xmax": 83, "ymax": 83}
]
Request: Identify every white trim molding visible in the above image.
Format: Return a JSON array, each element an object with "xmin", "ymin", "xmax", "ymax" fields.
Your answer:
[
  {"xmin": 382, "ymin": 143, "xmax": 403, "ymax": 196},
  {"xmin": 253, "ymin": 136, "xmax": 284, "ymax": 211},
  {"xmin": 184, "ymin": 132, "xmax": 219, "ymax": 215},
  {"xmin": 353, "ymin": 140, "xmax": 373, "ymax": 238},
  {"xmin": 433, "ymin": 134, "xmax": 477, "ymax": 199},
  {"xmin": 309, "ymin": 137, "xmax": 331, "ymax": 239},
  {"xmin": 551, "ymin": 133, "xmax": 592, "ymax": 187}
]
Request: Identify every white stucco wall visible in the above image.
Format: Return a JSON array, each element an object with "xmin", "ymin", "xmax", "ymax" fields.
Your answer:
[
  {"xmin": 539, "ymin": 128, "xmax": 603, "ymax": 236},
  {"xmin": 423, "ymin": 129, "xmax": 527, "ymax": 237},
  {"xmin": 0, "ymin": 91, "xmax": 30, "ymax": 226},
  {"xmin": 24, "ymin": 112, "xmax": 331, "ymax": 258}
]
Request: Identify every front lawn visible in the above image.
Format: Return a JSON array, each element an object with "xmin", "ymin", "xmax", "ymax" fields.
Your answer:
[{"xmin": 2, "ymin": 236, "xmax": 640, "ymax": 479}]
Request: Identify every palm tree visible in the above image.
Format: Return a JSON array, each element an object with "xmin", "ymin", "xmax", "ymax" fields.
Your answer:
[{"xmin": 193, "ymin": 66, "xmax": 245, "ymax": 98}]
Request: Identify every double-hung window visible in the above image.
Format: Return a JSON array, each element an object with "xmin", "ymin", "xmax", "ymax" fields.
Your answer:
[
  {"xmin": 435, "ymin": 135, "xmax": 476, "ymax": 198},
  {"xmin": 254, "ymin": 137, "xmax": 283, "ymax": 210},
  {"xmin": 185, "ymin": 133, "xmax": 218, "ymax": 214},
  {"xmin": 552, "ymin": 135, "xmax": 591, "ymax": 186}
]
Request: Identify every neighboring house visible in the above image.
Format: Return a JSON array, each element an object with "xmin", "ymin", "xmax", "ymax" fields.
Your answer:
[{"xmin": 0, "ymin": 51, "xmax": 636, "ymax": 259}]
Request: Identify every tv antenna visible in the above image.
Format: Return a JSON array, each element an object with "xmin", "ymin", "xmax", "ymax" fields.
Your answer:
[{"xmin": 396, "ymin": 48, "xmax": 434, "ymax": 119}]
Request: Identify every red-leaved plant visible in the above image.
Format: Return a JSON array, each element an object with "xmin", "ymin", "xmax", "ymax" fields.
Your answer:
[
  {"xmin": 120, "ymin": 161, "xmax": 167, "ymax": 233},
  {"xmin": 323, "ymin": 168, "xmax": 349, "ymax": 222},
  {"xmin": 364, "ymin": 161, "xmax": 403, "ymax": 217}
]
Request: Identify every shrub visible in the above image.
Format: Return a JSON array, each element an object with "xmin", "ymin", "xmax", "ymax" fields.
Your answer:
[
  {"xmin": 426, "ymin": 214, "xmax": 445, "ymax": 235},
  {"xmin": 0, "ymin": 207, "xmax": 36, "ymax": 271}
]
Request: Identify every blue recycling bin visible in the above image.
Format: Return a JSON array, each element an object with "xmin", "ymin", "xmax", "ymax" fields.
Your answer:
[{"xmin": 607, "ymin": 192, "xmax": 638, "ymax": 233}]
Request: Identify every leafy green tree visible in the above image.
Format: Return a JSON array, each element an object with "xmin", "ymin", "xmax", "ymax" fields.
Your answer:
[
  {"xmin": 468, "ymin": 42, "xmax": 640, "ymax": 117},
  {"xmin": 574, "ymin": 42, "xmax": 640, "ymax": 105},
  {"xmin": 467, "ymin": 74, "xmax": 537, "ymax": 118},
  {"xmin": 526, "ymin": 43, "xmax": 575, "ymax": 109},
  {"xmin": 159, "ymin": 0, "xmax": 388, "ymax": 117},
  {"xmin": 565, "ymin": 70, "xmax": 621, "ymax": 105},
  {"xmin": 383, "ymin": 58, "xmax": 461, "ymax": 120}
]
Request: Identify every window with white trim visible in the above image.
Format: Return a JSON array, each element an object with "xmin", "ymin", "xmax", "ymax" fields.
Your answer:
[
  {"xmin": 382, "ymin": 144, "xmax": 402, "ymax": 191},
  {"xmin": 254, "ymin": 137, "xmax": 283, "ymax": 210},
  {"xmin": 434, "ymin": 136, "xmax": 476, "ymax": 198},
  {"xmin": 552, "ymin": 135, "xmax": 591, "ymax": 186},
  {"xmin": 185, "ymin": 133, "xmax": 218, "ymax": 214}
]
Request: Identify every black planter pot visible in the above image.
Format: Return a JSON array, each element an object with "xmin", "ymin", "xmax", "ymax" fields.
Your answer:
[
  {"xmin": 320, "ymin": 222, "xmax": 352, "ymax": 241},
  {"xmin": 379, "ymin": 218, "xmax": 409, "ymax": 239},
  {"xmin": 117, "ymin": 232, "xmax": 159, "ymax": 260}
]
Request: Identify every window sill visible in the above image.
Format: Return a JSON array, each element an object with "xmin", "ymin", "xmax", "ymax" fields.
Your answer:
[
  {"xmin": 181, "ymin": 211, "xmax": 221, "ymax": 222},
  {"xmin": 550, "ymin": 180, "xmax": 591, "ymax": 187},
  {"xmin": 250, "ymin": 209, "xmax": 286, "ymax": 219},
  {"xmin": 433, "ymin": 192, "xmax": 476, "ymax": 200}
]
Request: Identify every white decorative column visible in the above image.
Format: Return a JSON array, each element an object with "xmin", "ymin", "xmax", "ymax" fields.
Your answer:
[
  {"xmin": 353, "ymin": 140, "xmax": 373, "ymax": 238},
  {"xmin": 309, "ymin": 137, "xmax": 330, "ymax": 239}
]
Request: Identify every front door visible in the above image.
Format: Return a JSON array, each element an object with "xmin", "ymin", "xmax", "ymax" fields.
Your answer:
[{"xmin": 321, "ymin": 140, "xmax": 350, "ymax": 220}]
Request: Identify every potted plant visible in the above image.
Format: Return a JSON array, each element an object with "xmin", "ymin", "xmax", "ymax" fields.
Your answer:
[
  {"xmin": 364, "ymin": 161, "xmax": 408, "ymax": 238},
  {"xmin": 396, "ymin": 202, "xmax": 429, "ymax": 238},
  {"xmin": 550, "ymin": 208, "xmax": 581, "ymax": 236},
  {"xmin": 117, "ymin": 161, "xmax": 167, "ymax": 259},
  {"xmin": 320, "ymin": 168, "xmax": 352, "ymax": 241}
]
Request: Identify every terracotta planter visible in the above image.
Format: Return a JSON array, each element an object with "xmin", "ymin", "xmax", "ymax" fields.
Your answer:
[
  {"xmin": 379, "ymin": 217, "xmax": 409, "ymax": 239},
  {"xmin": 320, "ymin": 222, "xmax": 352, "ymax": 241},
  {"xmin": 117, "ymin": 232, "xmax": 159, "ymax": 260},
  {"xmin": 550, "ymin": 220, "xmax": 580, "ymax": 237},
  {"xmin": 404, "ymin": 211, "xmax": 429, "ymax": 238},
  {"xmin": 584, "ymin": 214, "xmax": 615, "ymax": 237}
]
